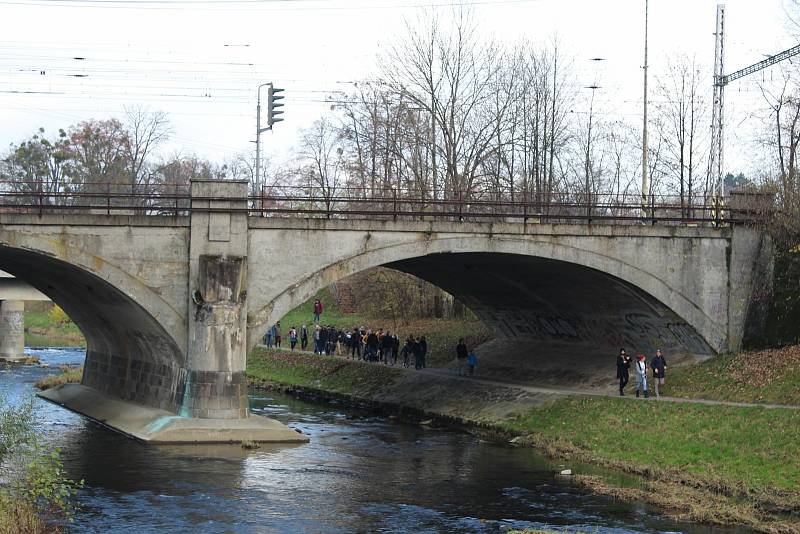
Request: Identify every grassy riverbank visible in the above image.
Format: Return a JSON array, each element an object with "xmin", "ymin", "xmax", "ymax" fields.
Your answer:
[
  {"xmin": 246, "ymin": 349, "xmax": 800, "ymax": 532},
  {"xmin": 24, "ymin": 306, "xmax": 84, "ymax": 348},
  {"xmin": 248, "ymin": 349, "xmax": 403, "ymax": 396},
  {"xmin": 667, "ymin": 345, "xmax": 800, "ymax": 405},
  {"xmin": 275, "ymin": 288, "xmax": 492, "ymax": 368},
  {"xmin": 34, "ymin": 366, "xmax": 83, "ymax": 391}
]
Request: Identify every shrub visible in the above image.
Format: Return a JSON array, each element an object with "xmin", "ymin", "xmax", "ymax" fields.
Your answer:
[{"xmin": 47, "ymin": 306, "xmax": 71, "ymax": 327}]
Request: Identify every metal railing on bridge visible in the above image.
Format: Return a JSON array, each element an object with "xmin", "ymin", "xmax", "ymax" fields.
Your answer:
[
  {"xmin": 0, "ymin": 181, "xmax": 774, "ymax": 226},
  {"xmin": 250, "ymin": 186, "xmax": 774, "ymax": 227}
]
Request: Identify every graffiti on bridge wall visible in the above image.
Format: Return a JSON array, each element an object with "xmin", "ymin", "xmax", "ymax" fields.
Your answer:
[{"xmin": 476, "ymin": 307, "xmax": 712, "ymax": 355}]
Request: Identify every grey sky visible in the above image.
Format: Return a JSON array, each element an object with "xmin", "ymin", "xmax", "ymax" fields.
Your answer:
[{"xmin": 1, "ymin": 0, "xmax": 796, "ymax": 175}]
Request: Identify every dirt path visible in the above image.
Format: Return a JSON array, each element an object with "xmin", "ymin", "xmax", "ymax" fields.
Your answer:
[{"xmin": 260, "ymin": 345, "xmax": 800, "ymax": 410}]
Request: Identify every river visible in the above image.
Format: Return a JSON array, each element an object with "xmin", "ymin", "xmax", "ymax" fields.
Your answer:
[{"xmin": 2, "ymin": 347, "xmax": 749, "ymax": 534}]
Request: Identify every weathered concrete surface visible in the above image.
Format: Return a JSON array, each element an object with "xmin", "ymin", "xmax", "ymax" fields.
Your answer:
[
  {"xmin": 0, "ymin": 300, "xmax": 25, "ymax": 361},
  {"xmin": 247, "ymin": 219, "xmax": 770, "ymax": 358},
  {"xmin": 0, "ymin": 189, "xmax": 771, "ymax": 442},
  {"xmin": 0, "ymin": 277, "xmax": 50, "ymax": 301},
  {"xmin": 0, "ymin": 215, "xmax": 190, "ymax": 413},
  {"xmin": 38, "ymin": 383, "xmax": 308, "ymax": 444},
  {"xmin": 184, "ymin": 180, "xmax": 250, "ymax": 419}
]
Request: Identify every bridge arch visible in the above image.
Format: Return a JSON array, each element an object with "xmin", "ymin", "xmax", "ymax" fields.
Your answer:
[
  {"xmin": 247, "ymin": 233, "xmax": 720, "ymax": 358},
  {"xmin": 0, "ymin": 241, "xmax": 187, "ymax": 413}
]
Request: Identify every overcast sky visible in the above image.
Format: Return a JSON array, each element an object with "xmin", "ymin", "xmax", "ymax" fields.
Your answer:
[{"xmin": 1, "ymin": 0, "xmax": 797, "ymax": 175}]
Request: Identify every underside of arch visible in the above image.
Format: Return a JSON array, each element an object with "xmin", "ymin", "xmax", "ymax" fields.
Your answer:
[
  {"xmin": 250, "ymin": 234, "xmax": 720, "ymax": 362},
  {"xmin": 0, "ymin": 245, "xmax": 186, "ymax": 412},
  {"xmin": 386, "ymin": 253, "xmax": 712, "ymax": 381}
]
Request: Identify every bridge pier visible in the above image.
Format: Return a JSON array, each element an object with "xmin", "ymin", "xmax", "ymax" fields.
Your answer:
[
  {"xmin": 0, "ymin": 300, "xmax": 25, "ymax": 362},
  {"xmin": 182, "ymin": 179, "xmax": 250, "ymax": 419},
  {"xmin": 38, "ymin": 180, "xmax": 307, "ymax": 444}
]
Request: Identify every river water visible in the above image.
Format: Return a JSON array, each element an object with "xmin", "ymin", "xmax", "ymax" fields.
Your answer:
[{"xmin": 3, "ymin": 347, "xmax": 749, "ymax": 534}]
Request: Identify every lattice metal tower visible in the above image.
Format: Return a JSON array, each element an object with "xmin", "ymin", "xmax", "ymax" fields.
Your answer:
[{"xmin": 710, "ymin": 4, "xmax": 800, "ymax": 199}]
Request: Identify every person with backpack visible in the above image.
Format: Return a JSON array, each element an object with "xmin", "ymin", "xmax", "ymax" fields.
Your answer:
[
  {"xmin": 650, "ymin": 349, "xmax": 667, "ymax": 397},
  {"xmin": 289, "ymin": 326, "xmax": 298, "ymax": 351}
]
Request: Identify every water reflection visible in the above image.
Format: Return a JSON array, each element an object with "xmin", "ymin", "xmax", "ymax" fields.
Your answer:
[{"xmin": 4, "ymin": 348, "xmax": 752, "ymax": 533}]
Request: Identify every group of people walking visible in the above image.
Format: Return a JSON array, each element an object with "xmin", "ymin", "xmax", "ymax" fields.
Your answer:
[
  {"xmin": 263, "ymin": 321, "xmax": 432, "ymax": 370},
  {"xmin": 616, "ymin": 348, "xmax": 667, "ymax": 398},
  {"xmin": 338, "ymin": 327, "xmax": 429, "ymax": 370}
]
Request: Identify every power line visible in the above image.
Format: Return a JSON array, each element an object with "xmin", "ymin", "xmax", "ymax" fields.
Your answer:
[{"xmin": 0, "ymin": 0, "xmax": 543, "ymax": 10}]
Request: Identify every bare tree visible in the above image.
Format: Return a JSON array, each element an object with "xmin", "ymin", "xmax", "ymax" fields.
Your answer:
[
  {"xmin": 122, "ymin": 106, "xmax": 171, "ymax": 204},
  {"xmin": 655, "ymin": 56, "xmax": 708, "ymax": 216},
  {"xmin": 298, "ymin": 118, "xmax": 347, "ymax": 215},
  {"xmin": 759, "ymin": 66, "xmax": 800, "ymax": 209},
  {"xmin": 383, "ymin": 10, "xmax": 508, "ymax": 202}
]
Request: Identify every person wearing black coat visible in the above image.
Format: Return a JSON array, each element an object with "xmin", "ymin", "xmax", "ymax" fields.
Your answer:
[
  {"xmin": 650, "ymin": 349, "xmax": 667, "ymax": 397},
  {"xmin": 456, "ymin": 339, "xmax": 469, "ymax": 375},
  {"xmin": 417, "ymin": 336, "xmax": 428, "ymax": 369},
  {"xmin": 616, "ymin": 348, "xmax": 631, "ymax": 396}
]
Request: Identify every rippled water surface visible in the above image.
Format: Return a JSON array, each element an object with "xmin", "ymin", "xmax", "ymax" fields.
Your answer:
[{"xmin": 3, "ymin": 348, "xmax": 750, "ymax": 534}]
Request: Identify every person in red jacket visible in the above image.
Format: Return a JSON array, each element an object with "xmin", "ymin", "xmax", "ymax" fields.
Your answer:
[{"xmin": 313, "ymin": 299, "xmax": 323, "ymax": 322}]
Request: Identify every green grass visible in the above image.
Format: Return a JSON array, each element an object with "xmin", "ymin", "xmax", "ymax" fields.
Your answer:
[
  {"xmin": 278, "ymin": 288, "xmax": 370, "ymax": 331},
  {"xmin": 667, "ymin": 347, "xmax": 800, "ymax": 405},
  {"xmin": 274, "ymin": 287, "xmax": 493, "ymax": 368},
  {"xmin": 248, "ymin": 348, "xmax": 403, "ymax": 396},
  {"xmin": 501, "ymin": 396, "xmax": 800, "ymax": 493},
  {"xmin": 24, "ymin": 310, "xmax": 84, "ymax": 347}
]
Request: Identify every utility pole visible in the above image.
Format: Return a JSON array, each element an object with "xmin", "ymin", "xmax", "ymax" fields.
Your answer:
[{"xmin": 641, "ymin": 0, "xmax": 650, "ymax": 216}]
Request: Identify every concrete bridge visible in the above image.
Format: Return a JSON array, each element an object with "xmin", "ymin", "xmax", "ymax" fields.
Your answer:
[
  {"xmin": 0, "ymin": 270, "xmax": 49, "ymax": 361},
  {"xmin": 0, "ymin": 180, "xmax": 772, "ymax": 442}
]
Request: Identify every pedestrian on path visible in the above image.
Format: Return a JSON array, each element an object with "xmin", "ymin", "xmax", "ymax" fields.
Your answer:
[
  {"xmin": 289, "ymin": 326, "xmax": 298, "ymax": 351},
  {"xmin": 313, "ymin": 325, "xmax": 322, "ymax": 354},
  {"xmin": 300, "ymin": 324, "xmax": 308, "ymax": 351},
  {"xmin": 634, "ymin": 354, "xmax": 648, "ymax": 398},
  {"xmin": 456, "ymin": 338, "xmax": 469, "ymax": 376},
  {"xmin": 313, "ymin": 299, "xmax": 323, "ymax": 322},
  {"xmin": 264, "ymin": 325, "xmax": 274, "ymax": 348},
  {"xmin": 467, "ymin": 352, "xmax": 477, "ymax": 376},
  {"xmin": 275, "ymin": 321, "xmax": 282, "ymax": 348},
  {"xmin": 417, "ymin": 336, "xmax": 427, "ymax": 369},
  {"xmin": 400, "ymin": 336, "xmax": 413, "ymax": 368},
  {"xmin": 616, "ymin": 348, "xmax": 631, "ymax": 396},
  {"xmin": 650, "ymin": 349, "xmax": 667, "ymax": 397}
]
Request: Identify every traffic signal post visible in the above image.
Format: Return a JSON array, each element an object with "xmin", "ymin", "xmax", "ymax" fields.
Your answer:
[{"xmin": 255, "ymin": 82, "xmax": 285, "ymax": 213}]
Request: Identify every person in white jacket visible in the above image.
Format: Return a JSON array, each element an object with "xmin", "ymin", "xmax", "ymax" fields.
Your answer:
[{"xmin": 634, "ymin": 354, "xmax": 649, "ymax": 398}]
